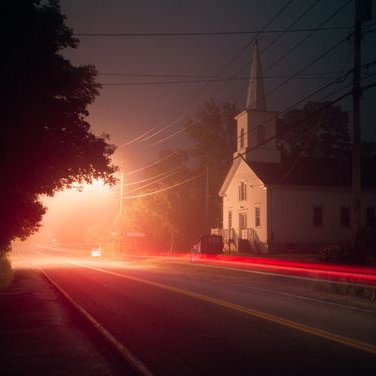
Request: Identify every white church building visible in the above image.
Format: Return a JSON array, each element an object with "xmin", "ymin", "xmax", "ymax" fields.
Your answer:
[{"xmin": 218, "ymin": 41, "xmax": 376, "ymax": 253}]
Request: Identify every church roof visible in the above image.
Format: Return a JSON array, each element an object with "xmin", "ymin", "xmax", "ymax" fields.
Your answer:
[
  {"xmin": 246, "ymin": 40, "xmax": 266, "ymax": 111},
  {"xmin": 247, "ymin": 157, "xmax": 376, "ymax": 188}
]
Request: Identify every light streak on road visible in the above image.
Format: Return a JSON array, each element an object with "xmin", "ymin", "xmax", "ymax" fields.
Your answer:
[{"xmin": 26, "ymin": 245, "xmax": 376, "ymax": 287}]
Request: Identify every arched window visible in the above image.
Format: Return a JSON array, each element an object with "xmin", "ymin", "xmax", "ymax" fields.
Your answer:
[
  {"xmin": 257, "ymin": 125, "xmax": 265, "ymax": 145},
  {"xmin": 238, "ymin": 181, "xmax": 247, "ymax": 201},
  {"xmin": 240, "ymin": 128, "xmax": 245, "ymax": 149}
]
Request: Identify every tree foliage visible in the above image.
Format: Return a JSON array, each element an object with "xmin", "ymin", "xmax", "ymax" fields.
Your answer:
[
  {"xmin": 124, "ymin": 97, "xmax": 238, "ymax": 251},
  {"xmin": 125, "ymin": 150, "xmax": 204, "ymax": 251},
  {"xmin": 0, "ymin": 0, "xmax": 116, "ymax": 252},
  {"xmin": 277, "ymin": 101, "xmax": 351, "ymax": 159},
  {"xmin": 185, "ymin": 99, "xmax": 238, "ymax": 227}
]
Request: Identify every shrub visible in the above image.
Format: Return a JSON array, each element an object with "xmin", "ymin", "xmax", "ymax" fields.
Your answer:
[
  {"xmin": 318, "ymin": 243, "xmax": 368, "ymax": 265},
  {"xmin": 0, "ymin": 253, "xmax": 13, "ymax": 288}
]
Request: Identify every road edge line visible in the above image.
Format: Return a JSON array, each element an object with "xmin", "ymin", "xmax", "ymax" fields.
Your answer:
[{"xmin": 35, "ymin": 266, "xmax": 155, "ymax": 376}]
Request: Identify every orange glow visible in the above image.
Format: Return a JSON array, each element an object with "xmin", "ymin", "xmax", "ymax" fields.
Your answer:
[
  {"xmin": 11, "ymin": 245, "xmax": 157, "ymax": 272},
  {"xmin": 35, "ymin": 179, "xmax": 119, "ymax": 247},
  {"xmin": 71, "ymin": 179, "xmax": 111, "ymax": 193}
]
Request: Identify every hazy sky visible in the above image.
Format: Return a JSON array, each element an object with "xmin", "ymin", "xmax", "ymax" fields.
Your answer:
[{"xmin": 59, "ymin": 0, "xmax": 376, "ymax": 170}]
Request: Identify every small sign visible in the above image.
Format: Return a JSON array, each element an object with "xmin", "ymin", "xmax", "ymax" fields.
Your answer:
[{"xmin": 91, "ymin": 248, "xmax": 101, "ymax": 257}]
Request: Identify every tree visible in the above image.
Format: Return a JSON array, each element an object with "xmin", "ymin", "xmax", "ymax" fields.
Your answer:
[
  {"xmin": 0, "ymin": 0, "xmax": 116, "ymax": 253},
  {"xmin": 185, "ymin": 99, "xmax": 238, "ymax": 228},
  {"xmin": 124, "ymin": 111, "xmax": 239, "ymax": 250},
  {"xmin": 277, "ymin": 101, "xmax": 351, "ymax": 159},
  {"xmin": 125, "ymin": 150, "xmax": 204, "ymax": 251}
]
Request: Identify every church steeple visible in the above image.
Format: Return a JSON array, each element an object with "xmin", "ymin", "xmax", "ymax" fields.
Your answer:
[
  {"xmin": 233, "ymin": 41, "xmax": 280, "ymax": 164},
  {"xmin": 246, "ymin": 40, "xmax": 266, "ymax": 111}
]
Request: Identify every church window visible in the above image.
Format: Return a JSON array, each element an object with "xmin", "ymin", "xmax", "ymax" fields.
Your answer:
[
  {"xmin": 257, "ymin": 125, "xmax": 265, "ymax": 145},
  {"xmin": 238, "ymin": 181, "xmax": 247, "ymax": 201},
  {"xmin": 228, "ymin": 210, "xmax": 233, "ymax": 229},
  {"xmin": 255, "ymin": 206, "xmax": 261, "ymax": 227},
  {"xmin": 313, "ymin": 206, "xmax": 323, "ymax": 227},
  {"xmin": 240, "ymin": 128, "xmax": 245, "ymax": 149}
]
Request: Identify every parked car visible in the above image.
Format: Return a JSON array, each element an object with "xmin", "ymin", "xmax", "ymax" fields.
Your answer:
[{"xmin": 193, "ymin": 234, "xmax": 224, "ymax": 254}]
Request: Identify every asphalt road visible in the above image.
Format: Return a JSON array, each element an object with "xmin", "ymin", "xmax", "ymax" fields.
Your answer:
[{"xmin": 28, "ymin": 247, "xmax": 376, "ymax": 376}]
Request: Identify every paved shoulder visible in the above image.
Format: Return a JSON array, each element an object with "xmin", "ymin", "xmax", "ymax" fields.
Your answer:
[{"xmin": 0, "ymin": 269, "xmax": 115, "ymax": 376}]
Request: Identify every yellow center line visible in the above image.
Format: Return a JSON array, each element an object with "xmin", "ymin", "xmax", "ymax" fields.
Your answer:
[{"xmin": 75, "ymin": 263, "xmax": 376, "ymax": 356}]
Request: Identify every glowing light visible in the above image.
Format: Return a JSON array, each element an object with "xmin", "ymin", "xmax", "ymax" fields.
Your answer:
[
  {"xmin": 91, "ymin": 247, "xmax": 102, "ymax": 257},
  {"xmin": 35, "ymin": 178, "xmax": 118, "ymax": 248},
  {"xmin": 192, "ymin": 254, "xmax": 376, "ymax": 285},
  {"xmin": 72, "ymin": 179, "xmax": 110, "ymax": 193}
]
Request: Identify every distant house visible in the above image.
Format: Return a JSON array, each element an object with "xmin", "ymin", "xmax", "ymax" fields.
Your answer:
[{"xmin": 218, "ymin": 41, "xmax": 376, "ymax": 253}]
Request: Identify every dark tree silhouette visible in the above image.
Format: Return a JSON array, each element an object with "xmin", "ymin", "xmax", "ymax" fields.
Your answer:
[
  {"xmin": 127, "ymin": 99, "xmax": 238, "ymax": 251},
  {"xmin": 185, "ymin": 99, "xmax": 238, "ymax": 228},
  {"xmin": 124, "ymin": 150, "xmax": 204, "ymax": 251},
  {"xmin": 277, "ymin": 101, "xmax": 351, "ymax": 159},
  {"xmin": 0, "ymin": 0, "xmax": 117, "ymax": 252}
]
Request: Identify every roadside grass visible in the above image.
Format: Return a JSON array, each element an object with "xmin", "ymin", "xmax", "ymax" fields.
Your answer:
[
  {"xmin": 315, "ymin": 279, "xmax": 376, "ymax": 302},
  {"xmin": 0, "ymin": 253, "xmax": 13, "ymax": 288}
]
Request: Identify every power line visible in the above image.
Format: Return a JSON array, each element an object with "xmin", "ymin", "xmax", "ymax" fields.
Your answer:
[
  {"xmin": 126, "ymin": 167, "xmax": 184, "ymax": 194},
  {"xmin": 237, "ymin": 70, "xmax": 376, "ymax": 147},
  {"xmin": 273, "ymin": 79, "xmax": 376, "ymax": 186},
  {"xmin": 119, "ymin": 0, "xmax": 294, "ymax": 146},
  {"xmin": 121, "ymin": 79, "xmax": 376, "ymax": 196},
  {"xmin": 260, "ymin": 0, "xmax": 322, "ymax": 55},
  {"xmin": 147, "ymin": 73, "xmax": 348, "ymax": 147},
  {"xmin": 120, "ymin": 125, "xmax": 162, "ymax": 147},
  {"xmin": 245, "ymin": 1, "xmax": 356, "ymax": 112},
  {"xmin": 263, "ymin": 36, "xmax": 348, "ymax": 104},
  {"xmin": 138, "ymin": 1, "xmax": 353, "ymax": 147},
  {"xmin": 123, "ymin": 172, "xmax": 204, "ymax": 199},
  {"xmin": 122, "ymin": 80, "xmax": 376, "ymax": 200},
  {"xmin": 239, "ymin": 60, "xmax": 376, "ymax": 141},
  {"xmin": 230, "ymin": 0, "xmax": 323, "ymax": 80},
  {"xmin": 126, "ymin": 151, "xmax": 180, "ymax": 176},
  {"xmin": 98, "ymin": 70, "xmax": 348, "ymax": 78},
  {"xmin": 74, "ymin": 26, "xmax": 352, "ymax": 38},
  {"xmin": 236, "ymin": 90, "xmax": 352, "ymax": 169},
  {"xmin": 152, "ymin": 48, "xmax": 353, "ymax": 148},
  {"xmin": 145, "ymin": 59, "xmax": 376, "ymax": 151},
  {"xmin": 239, "ymin": 77, "xmax": 376, "ymax": 162},
  {"xmin": 85, "ymin": 78, "xmax": 376, "ymax": 199},
  {"xmin": 130, "ymin": 113, "xmax": 188, "ymax": 144},
  {"xmin": 255, "ymin": 0, "xmax": 295, "ymax": 34},
  {"xmin": 274, "ymin": 119, "xmax": 325, "ymax": 186},
  {"xmin": 99, "ymin": 74, "xmax": 348, "ymax": 86},
  {"xmin": 124, "ymin": 166, "xmax": 183, "ymax": 186},
  {"xmin": 193, "ymin": 0, "xmax": 294, "ymax": 86},
  {"xmin": 148, "ymin": 121, "xmax": 198, "ymax": 147},
  {"xmin": 264, "ymin": 0, "xmax": 352, "ymax": 75}
]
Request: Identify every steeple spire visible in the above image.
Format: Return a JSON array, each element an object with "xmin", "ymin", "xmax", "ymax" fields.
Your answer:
[{"xmin": 246, "ymin": 40, "xmax": 266, "ymax": 111}]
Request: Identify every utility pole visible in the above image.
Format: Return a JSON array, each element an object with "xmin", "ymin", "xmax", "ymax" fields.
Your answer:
[
  {"xmin": 119, "ymin": 167, "xmax": 124, "ymax": 216},
  {"xmin": 351, "ymin": 0, "xmax": 372, "ymax": 249},
  {"xmin": 119, "ymin": 148, "xmax": 125, "ymax": 232},
  {"xmin": 205, "ymin": 165, "xmax": 210, "ymax": 233},
  {"xmin": 351, "ymin": 0, "xmax": 362, "ymax": 249}
]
